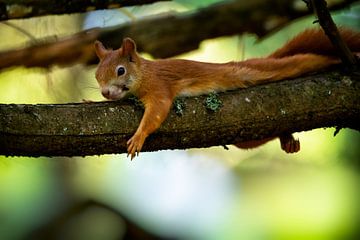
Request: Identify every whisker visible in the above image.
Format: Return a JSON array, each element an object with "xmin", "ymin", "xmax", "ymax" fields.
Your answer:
[{"xmin": 83, "ymin": 86, "xmax": 100, "ymax": 90}]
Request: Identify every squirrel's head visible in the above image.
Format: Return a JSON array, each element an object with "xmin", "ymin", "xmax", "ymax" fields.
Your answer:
[{"xmin": 94, "ymin": 38, "xmax": 140, "ymax": 100}]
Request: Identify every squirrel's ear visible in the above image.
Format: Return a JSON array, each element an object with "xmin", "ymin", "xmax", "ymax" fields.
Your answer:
[
  {"xmin": 94, "ymin": 40, "xmax": 107, "ymax": 60},
  {"xmin": 122, "ymin": 38, "xmax": 137, "ymax": 56}
]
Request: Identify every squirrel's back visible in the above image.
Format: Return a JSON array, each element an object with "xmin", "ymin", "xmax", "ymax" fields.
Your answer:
[{"xmin": 269, "ymin": 28, "xmax": 360, "ymax": 58}]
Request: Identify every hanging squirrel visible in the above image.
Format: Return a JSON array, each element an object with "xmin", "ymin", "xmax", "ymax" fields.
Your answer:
[{"xmin": 94, "ymin": 28, "xmax": 360, "ymax": 159}]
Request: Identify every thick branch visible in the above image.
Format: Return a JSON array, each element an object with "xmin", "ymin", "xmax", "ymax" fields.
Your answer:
[
  {"xmin": 1, "ymin": 69, "xmax": 359, "ymax": 157},
  {"xmin": 0, "ymin": 0, "xmax": 169, "ymax": 20},
  {"xmin": 0, "ymin": 0, "xmax": 357, "ymax": 69}
]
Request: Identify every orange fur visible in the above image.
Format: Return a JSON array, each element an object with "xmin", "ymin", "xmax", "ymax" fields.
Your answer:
[
  {"xmin": 270, "ymin": 28, "xmax": 360, "ymax": 58},
  {"xmin": 94, "ymin": 28, "xmax": 359, "ymax": 159}
]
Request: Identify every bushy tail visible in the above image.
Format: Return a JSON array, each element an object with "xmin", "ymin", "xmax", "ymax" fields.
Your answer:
[{"xmin": 269, "ymin": 28, "xmax": 360, "ymax": 58}]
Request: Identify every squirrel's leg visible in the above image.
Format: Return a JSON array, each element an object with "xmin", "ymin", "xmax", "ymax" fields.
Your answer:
[
  {"xmin": 234, "ymin": 133, "xmax": 300, "ymax": 154},
  {"xmin": 127, "ymin": 97, "xmax": 173, "ymax": 159},
  {"xmin": 279, "ymin": 133, "xmax": 300, "ymax": 153}
]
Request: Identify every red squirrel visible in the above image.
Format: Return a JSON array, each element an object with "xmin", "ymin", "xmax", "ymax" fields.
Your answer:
[{"xmin": 94, "ymin": 28, "xmax": 360, "ymax": 159}]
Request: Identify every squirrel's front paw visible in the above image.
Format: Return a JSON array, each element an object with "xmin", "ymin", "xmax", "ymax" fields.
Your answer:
[{"xmin": 126, "ymin": 133, "xmax": 146, "ymax": 160}]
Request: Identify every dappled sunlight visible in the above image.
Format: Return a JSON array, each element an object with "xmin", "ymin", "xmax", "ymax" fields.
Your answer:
[
  {"xmin": 0, "ymin": 68, "xmax": 51, "ymax": 103},
  {"xmin": 0, "ymin": 0, "xmax": 359, "ymax": 239},
  {"xmin": 68, "ymin": 151, "xmax": 235, "ymax": 238},
  {"xmin": 222, "ymin": 167, "xmax": 360, "ymax": 240},
  {"xmin": 0, "ymin": 157, "xmax": 63, "ymax": 240},
  {"xmin": 0, "ymin": 66, "xmax": 102, "ymax": 104}
]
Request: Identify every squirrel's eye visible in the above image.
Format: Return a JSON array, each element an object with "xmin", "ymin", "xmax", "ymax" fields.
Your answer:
[{"xmin": 116, "ymin": 66, "xmax": 126, "ymax": 76}]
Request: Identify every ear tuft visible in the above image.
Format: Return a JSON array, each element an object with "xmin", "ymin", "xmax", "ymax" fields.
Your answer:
[
  {"xmin": 122, "ymin": 38, "xmax": 137, "ymax": 56},
  {"xmin": 94, "ymin": 40, "xmax": 108, "ymax": 60}
]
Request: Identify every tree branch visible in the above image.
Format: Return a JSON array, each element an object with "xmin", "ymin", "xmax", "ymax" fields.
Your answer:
[
  {"xmin": 310, "ymin": 0, "xmax": 358, "ymax": 67},
  {"xmin": 0, "ymin": 0, "xmax": 169, "ymax": 20},
  {"xmin": 0, "ymin": 0, "xmax": 357, "ymax": 70},
  {"xmin": 1, "ymin": 69, "xmax": 359, "ymax": 157}
]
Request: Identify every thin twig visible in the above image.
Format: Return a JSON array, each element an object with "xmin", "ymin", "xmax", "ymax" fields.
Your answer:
[
  {"xmin": 310, "ymin": 0, "xmax": 358, "ymax": 68},
  {"xmin": 1, "ymin": 21, "xmax": 37, "ymax": 42}
]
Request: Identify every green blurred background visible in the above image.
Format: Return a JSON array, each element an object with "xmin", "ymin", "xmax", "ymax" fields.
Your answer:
[{"xmin": 0, "ymin": 0, "xmax": 359, "ymax": 239}]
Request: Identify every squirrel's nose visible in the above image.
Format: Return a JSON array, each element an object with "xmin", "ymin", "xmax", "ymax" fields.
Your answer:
[{"xmin": 101, "ymin": 88, "xmax": 110, "ymax": 99}]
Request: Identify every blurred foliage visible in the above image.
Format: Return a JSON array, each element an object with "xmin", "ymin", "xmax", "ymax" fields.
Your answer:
[{"xmin": 0, "ymin": 0, "xmax": 359, "ymax": 239}]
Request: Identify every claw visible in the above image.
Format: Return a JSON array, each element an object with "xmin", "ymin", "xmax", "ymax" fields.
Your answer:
[
  {"xmin": 126, "ymin": 133, "xmax": 145, "ymax": 160},
  {"xmin": 280, "ymin": 135, "xmax": 300, "ymax": 154},
  {"xmin": 286, "ymin": 139, "xmax": 299, "ymax": 153}
]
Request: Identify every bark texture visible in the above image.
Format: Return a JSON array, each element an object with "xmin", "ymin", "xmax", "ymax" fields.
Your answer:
[{"xmin": 1, "ymin": 69, "xmax": 359, "ymax": 157}]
